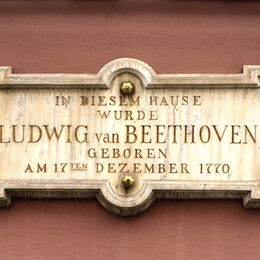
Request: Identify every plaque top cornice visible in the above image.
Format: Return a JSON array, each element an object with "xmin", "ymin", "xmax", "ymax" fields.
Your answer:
[{"xmin": 0, "ymin": 58, "xmax": 259, "ymax": 88}]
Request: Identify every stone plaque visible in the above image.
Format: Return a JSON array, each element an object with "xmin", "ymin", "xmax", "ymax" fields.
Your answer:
[{"xmin": 0, "ymin": 58, "xmax": 259, "ymax": 215}]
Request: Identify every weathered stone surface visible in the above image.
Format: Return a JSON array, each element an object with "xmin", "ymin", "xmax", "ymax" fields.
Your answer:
[{"xmin": 0, "ymin": 58, "xmax": 259, "ymax": 215}]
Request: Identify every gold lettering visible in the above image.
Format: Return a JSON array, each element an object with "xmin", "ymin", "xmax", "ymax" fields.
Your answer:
[
  {"xmin": 0, "ymin": 125, "xmax": 10, "ymax": 143},
  {"xmin": 231, "ymin": 125, "xmax": 241, "ymax": 144},
  {"xmin": 75, "ymin": 125, "xmax": 89, "ymax": 143},
  {"xmin": 212, "ymin": 125, "xmax": 228, "ymax": 142},
  {"xmin": 199, "ymin": 125, "xmax": 211, "ymax": 143},
  {"xmin": 28, "ymin": 125, "xmax": 42, "ymax": 143},
  {"xmin": 141, "ymin": 125, "xmax": 152, "ymax": 143},
  {"xmin": 12, "ymin": 125, "xmax": 25, "ymax": 143},
  {"xmin": 244, "ymin": 125, "xmax": 257, "ymax": 143},
  {"xmin": 125, "ymin": 125, "xmax": 137, "ymax": 143}
]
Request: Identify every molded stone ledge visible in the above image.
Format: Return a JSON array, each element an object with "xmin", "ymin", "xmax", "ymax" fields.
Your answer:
[
  {"xmin": 243, "ymin": 186, "xmax": 260, "ymax": 208},
  {"xmin": 0, "ymin": 58, "xmax": 259, "ymax": 88},
  {"xmin": 0, "ymin": 181, "xmax": 259, "ymax": 215}
]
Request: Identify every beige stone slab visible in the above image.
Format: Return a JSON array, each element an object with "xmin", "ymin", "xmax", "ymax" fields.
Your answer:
[{"xmin": 0, "ymin": 58, "xmax": 259, "ymax": 215}]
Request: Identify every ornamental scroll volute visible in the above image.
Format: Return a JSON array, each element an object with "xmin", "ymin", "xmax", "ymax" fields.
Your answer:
[{"xmin": 0, "ymin": 58, "xmax": 259, "ymax": 215}]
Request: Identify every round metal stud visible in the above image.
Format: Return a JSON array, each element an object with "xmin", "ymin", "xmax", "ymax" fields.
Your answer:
[
  {"xmin": 121, "ymin": 175, "xmax": 135, "ymax": 189},
  {"xmin": 120, "ymin": 82, "xmax": 135, "ymax": 95}
]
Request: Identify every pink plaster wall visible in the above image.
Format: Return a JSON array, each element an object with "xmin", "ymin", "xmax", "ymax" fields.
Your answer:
[{"xmin": 0, "ymin": 1, "xmax": 260, "ymax": 259}]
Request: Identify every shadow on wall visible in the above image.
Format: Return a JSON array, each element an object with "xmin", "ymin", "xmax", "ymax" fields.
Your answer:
[
  {"xmin": 0, "ymin": 0, "xmax": 260, "ymax": 16},
  {"xmin": 3, "ymin": 0, "xmax": 260, "ymax": 2}
]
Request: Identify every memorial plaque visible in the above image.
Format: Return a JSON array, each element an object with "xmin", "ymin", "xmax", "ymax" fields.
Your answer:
[{"xmin": 0, "ymin": 58, "xmax": 259, "ymax": 215}]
